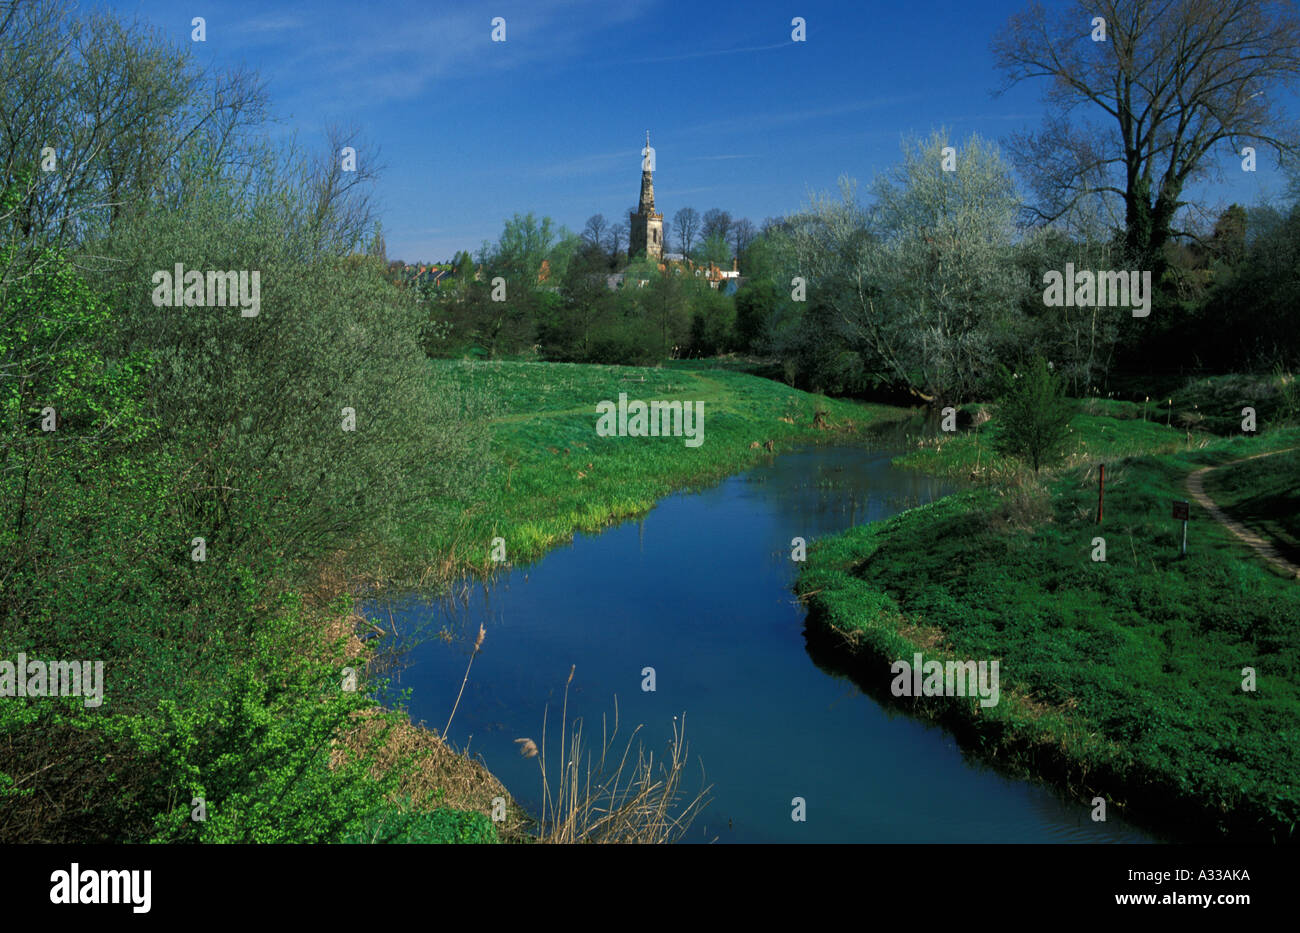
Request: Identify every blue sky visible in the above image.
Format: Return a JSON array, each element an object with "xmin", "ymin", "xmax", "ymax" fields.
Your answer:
[{"xmin": 103, "ymin": 0, "xmax": 1297, "ymax": 262}]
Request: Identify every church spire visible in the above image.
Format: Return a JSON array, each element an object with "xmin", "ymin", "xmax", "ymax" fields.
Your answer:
[
  {"xmin": 630, "ymin": 131, "xmax": 663, "ymax": 261},
  {"xmin": 638, "ymin": 132, "xmax": 655, "ymax": 214}
]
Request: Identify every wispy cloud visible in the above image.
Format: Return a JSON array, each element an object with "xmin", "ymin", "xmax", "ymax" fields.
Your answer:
[
  {"xmin": 617, "ymin": 41, "xmax": 790, "ymax": 67},
  {"xmin": 258, "ymin": 0, "xmax": 657, "ymax": 110},
  {"xmin": 234, "ymin": 15, "xmax": 306, "ymax": 36},
  {"xmin": 534, "ymin": 150, "xmax": 633, "ymax": 179},
  {"xmin": 681, "ymin": 94, "xmax": 926, "ymax": 138}
]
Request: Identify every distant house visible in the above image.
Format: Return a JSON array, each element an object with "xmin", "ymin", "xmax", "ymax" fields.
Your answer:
[
  {"xmin": 602, "ymin": 272, "xmax": 651, "ymax": 290},
  {"xmin": 656, "ymin": 255, "xmax": 741, "ymax": 290},
  {"xmin": 391, "ymin": 262, "xmax": 457, "ymax": 288},
  {"xmin": 598, "ymin": 254, "xmax": 743, "ymax": 292}
]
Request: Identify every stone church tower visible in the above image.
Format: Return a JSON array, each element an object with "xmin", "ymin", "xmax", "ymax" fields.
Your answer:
[{"xmin": 629, "ymin": 132, "xmax": 663, "ymax": 261}]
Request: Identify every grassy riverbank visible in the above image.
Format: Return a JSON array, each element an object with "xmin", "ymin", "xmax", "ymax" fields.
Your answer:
[
  {"xmin": 797, "ymin": 416, "xmax": 1300, "ymax": 841},
  {"xmin": 395, "ymin": 360, "xmax": 911, "ymax": 581}
]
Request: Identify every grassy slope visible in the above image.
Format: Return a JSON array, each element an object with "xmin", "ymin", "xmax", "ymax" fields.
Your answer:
[
  {"xmin": 893, "ymin": 399, "xmax": 1199, "ymax": 480},
  {"xmin": 798, "ymin": 423, "xmax": 1300, "ymax": 841},
  {"xmin": 400, "ymin": 360, "xmax": 910, "ymax": 578},
  {"xmin": 1203, "ymin": 448, "xmax": 1300, "ymax": 565}
]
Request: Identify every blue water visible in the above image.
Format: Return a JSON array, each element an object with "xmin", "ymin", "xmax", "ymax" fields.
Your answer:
[{"xmin": 368, "ymin": 445, "xmax": 1155, "ymax": 843}]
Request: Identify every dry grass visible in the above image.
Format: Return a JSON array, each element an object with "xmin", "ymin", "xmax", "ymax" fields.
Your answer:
[
  {"xmin": 521, "ymin": 667, "xmax": 713, "ymax": 844},
  {"xmin": 987, "ymin": 475, "xmax": 1053, "ymax": 532},
  {"xmin": 333, "ymin": 708, "xmax": 530, "ymax": 840}
]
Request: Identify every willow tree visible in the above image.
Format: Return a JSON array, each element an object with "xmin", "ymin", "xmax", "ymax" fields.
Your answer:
[{"xmin": 781, "ymin": 131, "xmax": 1025, "ymax": 405}]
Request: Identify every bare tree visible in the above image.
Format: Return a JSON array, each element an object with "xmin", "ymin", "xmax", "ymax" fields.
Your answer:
[
  {"xmin": 671, "ymin": 207, "xmax": 700, "ymax": 256},
  {"xmin": 604, "ymin": 223, "xmax": 624, "ymax": 258},
  {"xmin": 993, "ymin": 0, "xmax": 1300, "ymax": 264},
  {"xmin": 582, "ymin": 213, "xmax": 608, "ymax": 246},
  {"xmin": 732, "ymin": 218, "xmax": 756, "ymax": 260},
  {"xmin": 606, "ymin": 208, "xmax": 633, "ymax": 261},
  {"xmin": 296, "ymin": 123, "xmax": 384, "ymax": 257},
  {"xmin": 701, "ymin": 208, "xmax": 731, "ymax": 244}
]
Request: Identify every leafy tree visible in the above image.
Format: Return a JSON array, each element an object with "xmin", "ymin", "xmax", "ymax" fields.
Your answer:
[
  {"xmin": 686, "ymin": 283, "xmax": 735, "ymax": 357},
  {"xmin": 491, "ymin": 212, "xmax": 557, "ymax": 281},
  {"xmin": 697, "ymin": 231, "xmax": 730, "ymax": 266},
  {"xmin": 1196, "ymin": 200, "xmax": 1300, "ymax": 370},
  {"xmin": 367, "ymin": 221, "xmax": 386, "ymax": 261},
  {"xmin": 992, "ymin": 356, "xmax": 1075, "ymax": 473},
  {"xmin": 455, "ymin": 249, "xmax": 475, "ymax": 283},
  {"xmin": 0, "ymin": 3, "xmax": 488, "ymax": 843},
  {"xmin": 734, "ymin": 280, "xmax": 779, "ymax": 353},
  {"xmin": 1208, "ymin": 205, "xmax": 1248, "ymax": 267},
  {"xmin": 1015, "ymin": 225, "xmax": 1122, "ymax": 396},
  {"xmin": 780, "ymin": 131, "xmax": 1023, "ymax": 404}
]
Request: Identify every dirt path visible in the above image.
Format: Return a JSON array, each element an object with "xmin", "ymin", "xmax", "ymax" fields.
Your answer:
[{"xmin": 1185, "ymin": 448, "xmax": 1300, "ymax": 580}]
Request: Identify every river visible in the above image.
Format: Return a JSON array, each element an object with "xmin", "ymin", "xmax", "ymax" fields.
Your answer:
[{"xmin": 366, "ymin": 444, "xmax": 1155, "ymax": 843}]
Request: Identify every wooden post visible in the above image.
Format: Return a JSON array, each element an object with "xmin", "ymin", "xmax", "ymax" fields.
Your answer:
[
  {"xmin": 1172, "ymin": 500, "xmax": 1191, "ymax": 556},
  {"xmin": 1097, "ymin": 463, "xmax": 1105, "ymax": 523}
]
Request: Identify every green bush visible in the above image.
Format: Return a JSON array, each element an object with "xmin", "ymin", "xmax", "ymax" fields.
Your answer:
[
  {"xmin": 992, "ymin": 356, "xmax": 1075, "ymax": 472},
  {"xmin": 346, "ymin": 802, "xmax": 498, "ymax": 844}
]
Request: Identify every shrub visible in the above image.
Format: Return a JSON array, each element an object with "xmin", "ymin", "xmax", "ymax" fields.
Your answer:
[{"xmin": 992, "ymin": 356, "xmax": 1075, "ymax": 473}]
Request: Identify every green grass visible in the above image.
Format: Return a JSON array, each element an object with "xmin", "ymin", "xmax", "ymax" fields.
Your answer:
[
  {"xmin": 344, "ymin": 802, "xmax": 498, "ymax": 844},
  {"xmin": 398, "ymin": 360, "xmax": 911, "ymax": 577},
  {"xmin": 1203, "ymin": 447, "xmax": 1300, "ymax": 565},
  {"xmin": 892, "ymin": 399, "xmax": 1198, "ymax": 480},
  {"xmin": 798, "ymin": 426, "xmax": 1300, "ymax": 841},
  {"xmin": 1106, "ymin": 371, "xmax": 1299, "ymax": 435}
]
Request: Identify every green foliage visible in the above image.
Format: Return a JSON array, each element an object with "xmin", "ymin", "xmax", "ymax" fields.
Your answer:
[
  {"xmin": 0, "ymin": 8, "xmax": 487, "ymax": 842},
  {"xmin": 697, "ymin": 231, "xmax": 731, "ymax": 266},
  {"xmin": 346, "ymin": 801, "xmax": 498, "ymax": 844},
  {"xmin": 491, "ymin": 212, "xmax": 559, "ymax": 280},
  {"xmin": 894, "ymin": 403, "xmax": 1188, "ymax": 479},
  {"xmin": 992, "ymin": 356, "xmax": 1075, "ymax": 472},
  {"xmin": 108, "ymin": 603, "xmax": 400, "ymax": 843},
  {"xmin": 774, "ymin": 132, "xmax": 1023, "ymax": 402},
  {"xmin": 734, "ymin": 280, "xmax": 778, "ymax": 353},
  {"xmin": 686, "ymin": 285, "xmax": 735, "ymax": 357}
]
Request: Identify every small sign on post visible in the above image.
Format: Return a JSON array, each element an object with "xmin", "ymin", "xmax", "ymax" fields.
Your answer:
[{"xmin": 1172, "ymin": 500, "xmax": 1190, "ymax": 555}]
